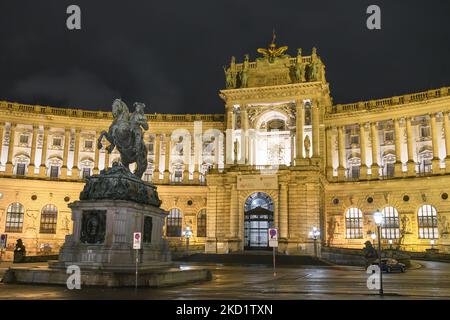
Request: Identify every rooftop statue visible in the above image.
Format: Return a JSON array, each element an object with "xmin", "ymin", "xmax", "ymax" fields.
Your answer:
[
  {"xmin": 257, "ymin": 31, "xmax": 288, "ymax": 63},
  {"xmin": 97, "ymin": 99, "xmax": 148, "ymax": 179}
]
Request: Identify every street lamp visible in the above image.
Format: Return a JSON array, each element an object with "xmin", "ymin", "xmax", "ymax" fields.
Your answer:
[
  {"xmin": 181, "ymin": 226, "xmax": 193, "ymax": 256},
  {"xmin": 388, "ymin": 239, "xmax": 393, "ymax": 250},
  {"xmin": 430, "ymin": 239, "xmax": 435, "ymax": 249},
  {"xmin": 309, "ymin": 227, "xmax": 320, "ymax": 257},
  {"xmin": 373, "ymin": 210, "xmax": 384, "ymax": 296},
  {"xmin": 371, "ymin": 232, "xmax": 376, "ymax": 245}
]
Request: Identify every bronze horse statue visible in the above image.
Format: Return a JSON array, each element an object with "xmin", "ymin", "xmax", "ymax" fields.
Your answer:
[{"xmin": 97, "ymin": 99, "xmax": 148, "ymax": 179}]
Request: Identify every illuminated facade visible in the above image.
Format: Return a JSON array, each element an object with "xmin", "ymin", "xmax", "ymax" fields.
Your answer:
[{"xmin": 1, "ymin": 40, "xmax": 449, "ymax": 259}]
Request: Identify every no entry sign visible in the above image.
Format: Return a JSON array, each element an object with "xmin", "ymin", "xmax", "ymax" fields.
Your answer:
[
  {"xmin": 268, "ymin": 228, "xmax": 278, "ymax": 247},
  {"xmin": 133, "ymin": 232, "xmax": 141, "ymax": 249}
]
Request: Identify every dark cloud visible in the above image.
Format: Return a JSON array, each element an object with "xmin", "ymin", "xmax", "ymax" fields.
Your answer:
[{"xmin": 0, "ymin": 0, "xmax": 449, "ymax": 114}]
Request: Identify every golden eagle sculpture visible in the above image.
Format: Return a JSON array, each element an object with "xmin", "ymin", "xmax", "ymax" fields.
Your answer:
[{"xmin": 257, "ymin": 31, "xmax": 288, "ymax": 63}]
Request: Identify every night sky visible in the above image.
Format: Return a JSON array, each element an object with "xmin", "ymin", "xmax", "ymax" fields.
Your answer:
[{"xmin": 0, "ymin": 0, "xmax": 449, "ymax": 114}]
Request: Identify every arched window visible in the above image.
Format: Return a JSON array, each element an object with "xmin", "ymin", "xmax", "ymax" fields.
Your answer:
[
  {"xmin": 381, "ymin": 207, "xmax": 400, "ymax": 239},
  {"xmin": 166, "ymin": 208, "xmax": 183, "ymax": 237},
  {"xmin": 40, "ymin": 204, "xmax": 58, "ymax": 234},
  {"xmin": 197, "ymin": 209, "xmax": 207, "ymax": 237},
  {"xmin": 418, "ymin": 205, "xmax": 438, "ymax": 239},
  {"xmin": 345, "ymin": 208, "xmax": 363, "ymax": 239},
  {"xmin": 5, "ymin": 203, "xmax": 24, "ymax": 233}
]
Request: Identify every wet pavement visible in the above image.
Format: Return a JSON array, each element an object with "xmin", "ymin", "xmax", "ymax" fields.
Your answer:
[{"xmin": 0, "ymin": 260, "xmax": 449, "ymax": 299}]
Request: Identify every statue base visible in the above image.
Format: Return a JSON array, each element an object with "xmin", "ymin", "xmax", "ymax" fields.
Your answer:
[
  {"xmin": 53, "ymin": 199, "xmax": 170, "ymax": 271},
  {"xmin": 3, "ymin": 199, "xmax": 212, "ymax": 287}
]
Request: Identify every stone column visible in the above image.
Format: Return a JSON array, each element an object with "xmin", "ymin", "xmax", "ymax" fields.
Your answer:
[
  {"xmin": 359, "ymin": 123, "xmax": 368, "ymax": 179},
  {"xmin": 60, "ymin": 128, "xmax": 71, "ymax": 178},
  {"xmin": 337, "ymin": 126, "xmax": 345, "ymax": 180},
  {"xmin": 28, "ymin": 125, "xmax": 39, "ymax": 176},
  {"xmin": 370, "ymin": 122, "xmax": 379, "ymax": 179},
  {"xmin": 394, "ymin": 118, "xmax": 403, "ymax": 177},
  {"xmin": 104, "ymin": 146, "xmax": 110, "ymax": 170},
  {"xmin": 163, "ymin": 134, "xmax": 170, "ymax": 183},
  {"xmin": 279, "ymin": 183, "xmax": 288, "ymax": 239},
  {"xmin": 153, "ymin": 134, "xmax": 160, "ymax": 183},
  {"xmin": 93, "ymin": 134, "xmax": 100, "ymax": 175},
  {"xmin": 444, "ymin": 112, "xmax": 450, "ymax": 173},
  {"xmin": 39, "ymin": 126, "xmax": 49, "ymax": 177},
  {"xmin": 430, "ymin": 113, "xmax": 440, "ymax": 173},
  {"xmin": 229, "ymin": 184, "xmax": 238, "ymax": 238},
  {"xmin": 312, "ymin": 100, "xmax": 320, "ymax": 158},
  {"xmin": 325, "ymin": 127, "xmax": 333, "ymax": 179},
  {"xmin": 225, "ymin": 104, "xmax": 234, "ymax": 165},
  {"xmin": 406, "ymin": 117, "xmax": 416, "ymax": 176},
  {"xmin": 193, "ymin": 126, "xmax": 202, "ymax": 183},
  {"xmin": 71, "ymin": 129, "xmax": 81, "ymax": 179},
  {"xmin": 295, "ymin": 100, "xmax": 304, "ymax": 162},
  {"xmin": 241, "ymin": 105, "xmax": 249, "ymax": 163},
  {"xmin": 5, "ymin": 123, "xmax": 16, "ymax": 174}
]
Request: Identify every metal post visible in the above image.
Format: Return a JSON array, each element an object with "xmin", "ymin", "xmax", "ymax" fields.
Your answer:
[
  {"xmin": 135, "ymin": 249, "xmax": 138, "ymax": 290},
  {"xmin": 186, "ymin": 236, "xmax": 190, "ymax": 256},
  {"xmin": 313, "ymin": 238, "xmax": 317, "ymax": 257},
  {"xmin": 377, "ymin": 225, "xmax": 383, "ymax": 296},
  {"xmin": 273, "ymin": 246, "xmax": 276, "ymax": 277}
]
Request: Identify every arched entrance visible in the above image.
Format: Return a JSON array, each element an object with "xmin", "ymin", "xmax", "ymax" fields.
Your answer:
[{"xmin": 244, "ymin": 192, "xmax": 274, "ymax": 250}]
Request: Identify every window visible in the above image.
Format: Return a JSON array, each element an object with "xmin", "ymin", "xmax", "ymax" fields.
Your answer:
[
  {"xmin": 40, "ymin": 204, "xmax": 58, "ymax": 234},
  {"xmin": 197, "ymin": 209, "xmax": 207, "ymax": 237},
  {"xmin": 19, "ymin": 134, "xmax": 29, "ymax": 144},
  {"xmin": 84, "ymin": 140, "xmax": 93, "ymax": 149},
  {"xmin": 350, "ymin": 165, "xmax": 360, "ymax": 180},
  {"xmin": 143, "ymin": 172, "xmax": 153, "ymax": 182},
  {"xmin": 350, "ymin": 135, "xmax": 359, "ymax": 146},
  {"xmin": 384, "ymin": 131, "xmax": 394, "ymax": 144},
  {"xmin": 345, "ymin": 208, "xmax": 363, "ymax": 239},
  {"xmin": 420, "ymin": 126, "xmax": 431, "ymax": 139},
  {"xmin": 50, "ymin": 165, "xmax": 59, "ymax": 178},
  {"xmin": 172, "ymin": 168, "xmax": 183, "ymax": 183},
  {"xmin": 418, "ymin": 205, "xmax": 438, "ymax": 239},
  {"xmin": 16, "ymin": 163, "xmax": 26, "ymax": 176},
  {"xmin": 82, "ymin": 167, "xmax": 91, "ymax": 179},
  {"xmin": 385, "ymin": 163, "xmax": 395, "ymax": 178},
  {"xmin": 148, "ymin": 142, "xmax": 154, "ymax": 155},
  {"xmin": 304, "ymin": 105, "xmax": 312, "ymax": 126},
  {"xmin": 381, "ymin": 207, "xmax": 400, "ymax": 239},
  {"xmin": 166, "ymin": 208, "xmax": 183, "ymax": 237},
  {"xmin": 53, "ymin": 137, "xmax": 62, "ymax": 147},
  {"xmin": 5, "ymin": 203, "xmax": 24, "ymax": 233}
]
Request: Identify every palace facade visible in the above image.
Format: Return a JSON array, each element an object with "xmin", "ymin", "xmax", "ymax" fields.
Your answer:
[{"xmin": 1, "ymin": 41, "xmax": 449, "ymax": 260}]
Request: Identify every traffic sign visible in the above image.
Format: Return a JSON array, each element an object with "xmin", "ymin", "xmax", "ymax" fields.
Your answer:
[
  {"xmin": 133, "ymin": 232, "xmax": 141, "ymax": 249},
  {"xmin": 268, "ymin": 228, "xmax": 278, "ymax": 247}
]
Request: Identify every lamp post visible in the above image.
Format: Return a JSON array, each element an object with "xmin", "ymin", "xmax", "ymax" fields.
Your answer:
[
  {"xmin": 373, "ymin": 210, "xmax": 384, "ymax": 296},
  {"xmin": 430, "ymin": 239, "xmax": 435, "ymax": 250},
  {"xmin": 309, "ymin": 227, "xmax": 320, "ymax": 257},
  {"xmin": 181, "ymin": 226, "xmax": 193, "ymax": 256},
  {"xmin": 371, "ymin": 232, "xmax": 376, "ymax": 245}
]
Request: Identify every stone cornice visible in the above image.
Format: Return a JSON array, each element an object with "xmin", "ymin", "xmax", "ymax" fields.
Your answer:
[
  {"xmin": 219, "ymin": 82, "xmax": 330, "ymax": 103},
  {"xmin": 0, "ymin": 101, "xmax": 224, "ymax": 123}
]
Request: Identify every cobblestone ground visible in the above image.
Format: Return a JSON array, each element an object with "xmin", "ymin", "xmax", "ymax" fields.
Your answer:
[{"xmin": 0, "ymin": 260, "xmax": 449, "ymax": 299}]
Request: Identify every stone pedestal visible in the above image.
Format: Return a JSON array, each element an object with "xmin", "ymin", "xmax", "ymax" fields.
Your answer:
[{"xmin": 54, "ymin": 199, "xmax": 170, "ymax": 271}]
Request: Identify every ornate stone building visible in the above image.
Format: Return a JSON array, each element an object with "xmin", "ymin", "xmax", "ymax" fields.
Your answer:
[{"xmin": 0, "ymin": 40, "xmax": 449, "ymax": 259}]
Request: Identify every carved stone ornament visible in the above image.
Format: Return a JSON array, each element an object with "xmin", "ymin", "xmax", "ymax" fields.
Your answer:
[{"xmin": 80, "ymin": 210, "xmax": 106, "ymax": 244}]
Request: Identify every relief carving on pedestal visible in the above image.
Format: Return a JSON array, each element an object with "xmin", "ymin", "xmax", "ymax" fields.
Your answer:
[{"xmin": 80, "ymin": 210, "xmax": 106, "ymax": 244}]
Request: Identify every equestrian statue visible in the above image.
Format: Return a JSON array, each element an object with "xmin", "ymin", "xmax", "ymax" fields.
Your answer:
[{"xmin": 97, "ymin": 99, "xmax": 149, "ymax": 179}]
